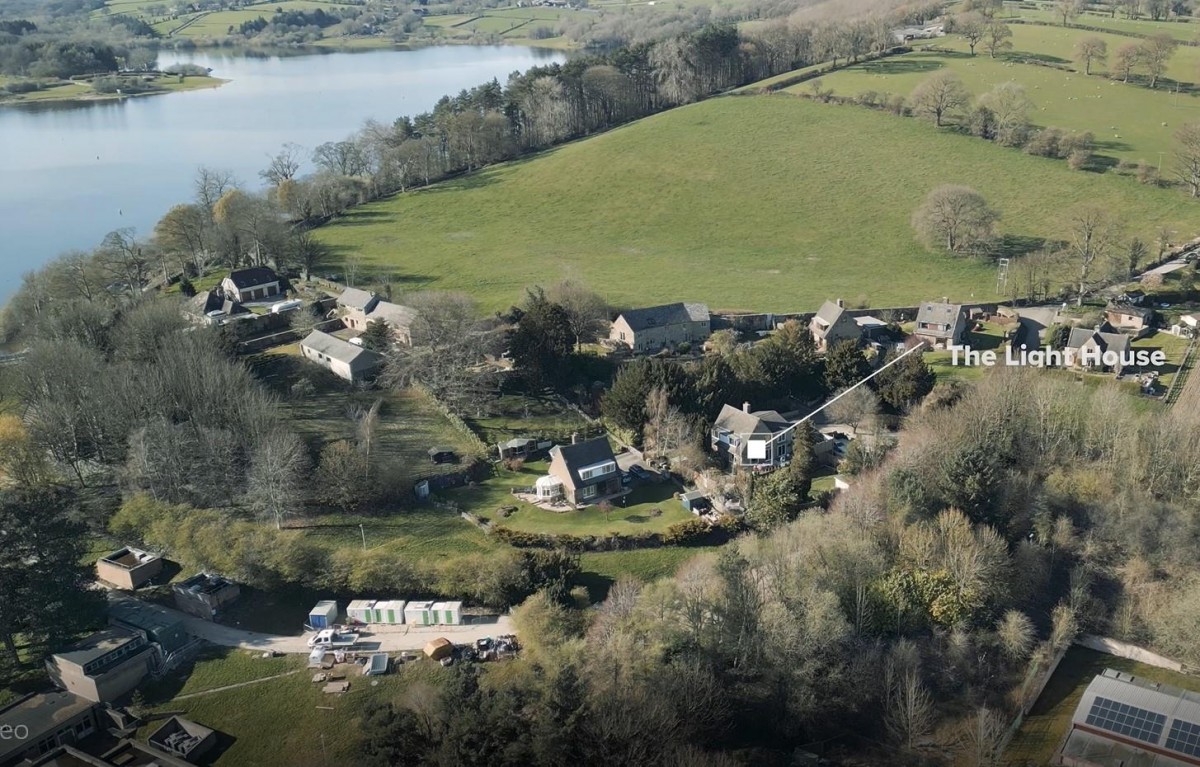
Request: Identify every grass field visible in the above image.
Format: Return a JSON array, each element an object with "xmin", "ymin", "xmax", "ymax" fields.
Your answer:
[
  {"xmin": 1006, "ymin": 4, "xmax": 1200, "ymax": 42},
  {"xmin": 140, "ymin": 647, "xmax": 451, "ymax": 766},
  {"xmin": 805, "ymin": 25, "xmax": 1200, "ymax": 163},
  {"xmin": 314, "ymin": 94, "xmax": 1200, "ymax": 314},
  {"xmin": 250, "ymin": 350, "xmax": 484, "ymax": 487},
  {"xmin": 1004, "ymin": 646, "xmax": 1200, "ymax": 765}
]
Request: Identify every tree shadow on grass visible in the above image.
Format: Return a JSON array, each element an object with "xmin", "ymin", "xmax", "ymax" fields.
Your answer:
[
  {"xmin": 1004, "ymin": 51, "xmax": 1071, "ymax": 65},
  {"xmin": 856, "ymin": 57, "xmax": 946, "ymax": 76},
  {"xmin": 988, "ymin": 234, "xmax": 1049, "ymax": 261},
  {"xmin": 1085, "ymin": 154, "xmax": 1121, "ymax": 173}
]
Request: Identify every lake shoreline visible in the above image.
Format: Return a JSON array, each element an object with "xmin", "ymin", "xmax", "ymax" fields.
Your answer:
[{"xmin": 0, "ymin": 75, "xmax": 228, "ymax": 108}]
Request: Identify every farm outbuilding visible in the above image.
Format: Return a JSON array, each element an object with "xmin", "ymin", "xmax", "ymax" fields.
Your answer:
[
  {"xmin": 424, "ymin": 638, "xmax": 453, "ymax": 661},
  {"xmin": 431, "ymin": 601, "xmax": 463, "ymax": 625},
  {"xmin": 308, "ymin": 601, "xmax": 339, "ymax": 629},
  {"xmin": 346, "ymin": 600, "xmax": 375, "ymax": 625},
  {"xmin": 405, "ymin": 601, "xmax": 436, "ymax": 626}
]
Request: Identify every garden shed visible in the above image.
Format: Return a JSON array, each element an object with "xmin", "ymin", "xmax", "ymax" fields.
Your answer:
[
  {"xmin": 404, "ymin": 601, "xmax": 435, "ymax": 626},
  {"xmin": 679, "ymin": 490, "xmax": 710, "ymax": 515},
  {"xmin": 347, "ymin": 600, "xmax": 375, "ymax": 625},
  {"xmin": 308, "ymin": 601, "xmax": 339, "ymax": 629},
  {"xmin": 428, "ymin": 446, "xmax": 458, "ymax": 464},
  {"xmin": 431, "ymin": 601, "xmax": 463, "ymax": 625}
]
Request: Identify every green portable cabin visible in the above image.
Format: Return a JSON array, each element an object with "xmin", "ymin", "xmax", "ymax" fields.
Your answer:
[
  {"xmin": 376, "ymin": 600, "xmax": 406, "ymax": 625},
  {"xmin": 347, "ymin": 600, "xmax": 375, "ymax": 625},
  {"xmin": 431, "ymin": 601, "xmax": 463, "ymax": 625},
  {"xmin": 404, "ymin": 600, "xmax": 435, "ymax": 626}
]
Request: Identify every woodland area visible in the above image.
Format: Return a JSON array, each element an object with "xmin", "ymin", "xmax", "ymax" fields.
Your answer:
[{"xmin": 358, "ymin": 370, "xmax": 1200, "ymax": 765}]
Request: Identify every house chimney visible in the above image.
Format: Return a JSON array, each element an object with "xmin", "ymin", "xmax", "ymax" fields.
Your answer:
[
  {"xmin": 742, "ymin": 402, "xmax": 751, "ymax": 413},
  {"xmin": 571, "ymin": 432, "xmax": 579, "ymax": 445},
  {"xmin": 836, "ymin": 298, "xmax": 844, "ymax": 308}
]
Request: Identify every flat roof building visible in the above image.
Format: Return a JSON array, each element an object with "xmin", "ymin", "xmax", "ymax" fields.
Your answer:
[
  {"xmin": 46, "ymin": 628, "xmax": 151, "ymax": 704},
  {"xmin": 0, "ymin": 691, "xmax": 100, "ymax": 766},
  {"xmin": 95, "ymin": 548, "xmax": 162, "ymax": 591},
  {"xmin": 172, "ymin": 572, "xmax": 239, "ymax": 621},
  {"xmin": 108, "ymin": 599, "xmax": 191, "ymax": 657}
]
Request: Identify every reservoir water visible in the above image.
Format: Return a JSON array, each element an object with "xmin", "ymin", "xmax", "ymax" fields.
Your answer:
[{"xmin": 0, "ymin": 45, "xmax": 565, "ymax": 299}]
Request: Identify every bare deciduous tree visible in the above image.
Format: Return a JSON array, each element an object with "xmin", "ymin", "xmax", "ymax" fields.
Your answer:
[
  {"xmin": 1139, "ymin": 33, "xmax": 1176, "ymax": 88},
  {"xmin": 1064, "ymin": 205, "xmax": 1118, "ymax": 304},
  {"xmin": 912, "ymin": 185, "xmax": 999, "ymax": 254},
  {"xmin": 1174, "ymin": 121, "xmax": 1200, "ymax": 197},
  {"xmin": 1074, "ymin": 36, "xmax": 1107, "ymax": 75},
  {"xmin": 548, "ymin": 279, "xmax": 609, "ymax": 352},
  {"xmin": 246, "ymin": 428, "xmax": 308, "ymax": 529},
  {"xmin": 909, "ymin": 71, "xmax": 972, "ymax": 126}
]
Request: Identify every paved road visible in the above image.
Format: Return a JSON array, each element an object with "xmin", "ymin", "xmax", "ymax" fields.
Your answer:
[{"xmin": 108, "ymin": 593, "xmax": 513, "ymax": 655}]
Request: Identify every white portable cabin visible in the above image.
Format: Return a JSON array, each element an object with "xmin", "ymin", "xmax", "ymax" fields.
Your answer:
[
  {"xmin": 346, "ymin": 600, "xmax": 375, "ymax": 625},
  {"xmin": 308, "ymin": 600, "xmax": 339, "ymax": 629},
  {"xmin": 374, "ymin": 600, "xmax": 406, "ymax": 625},
  {"xmin": 404, "ymin": 600, "xmax": 436, "ymax": 626},
  {"xmin": 431, "ymin": 601, "xmax": 463, "ymax": 625}
]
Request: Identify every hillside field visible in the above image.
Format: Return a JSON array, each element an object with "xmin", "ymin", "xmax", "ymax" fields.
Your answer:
[
  {"xmin": 314, "ymin": 94, "xmax": 1199, "ymax": 313},
  {"xmin": 808, "ymin": 23, "xmax": 1200, "ymax": 162}
]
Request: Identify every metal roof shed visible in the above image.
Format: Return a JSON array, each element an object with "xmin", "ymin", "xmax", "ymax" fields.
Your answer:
[{"xmin": 308, "ymin": 601, "xmax": 339, "ymax": 629}]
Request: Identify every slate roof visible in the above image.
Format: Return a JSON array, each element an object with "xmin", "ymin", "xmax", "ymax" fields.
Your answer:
[
  {"xmin": 915, "ymin": 302, "xmax": 964, "ymax": 335},
  {"xmin": 337, "ymin": 288, "xmax": 378, "ymax": 312},
  {"xmin": 813, "ymin": 300, "xmax": 846, "ymax": 328},
  {"xmin": 1108, "ymin": 302, "xmax": 1156, "ymax": 321},
  {"xmin": 301, "ymin": 330, "xmax": 382, "ymax": 366},
  {"xmin": 1067, "ymin": 327, "xmax": 1131, "ymax": 357},
  {"xmin": 549, "ymin": 437, "xmax": 618, "ymax": 491},
  {"xmin": 618, "ymin": 302, "xmax": 709, "ymax": 332},
  {"xmin": 367, "ymin": 301, "xmax": 418, "ymax": 331},
  {"xmin": 225, "ymin": 267, "xmax": 279, "ymax": 290},
  {"xmin": 712, "ymin": 404, "xmax": 791, "ymax": 439}
]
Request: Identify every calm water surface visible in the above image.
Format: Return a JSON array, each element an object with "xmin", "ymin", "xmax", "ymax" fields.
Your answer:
[{"xmin": 0, "ymin": 45, "xmax": 564, "ymax": 299}]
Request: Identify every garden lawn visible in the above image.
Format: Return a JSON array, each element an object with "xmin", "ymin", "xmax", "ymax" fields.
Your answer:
[
  {"xmin": 802, "ymin": 24, "xmax": 1200, "ymax": 162},
  {"xmin": 1132, "ymin": 329, "xmax": 1191, "ymax": 388},
  {"xmin": 1004, "ymin": 646, "xmax": 1200, "ymax": 766},
  {"xmin": 314, "ymin": 95, "xmax": 1199, "ymax": 314},
  {"xmin": 449, "ymin": 459, "xmax": 692, "ymax": 535},
  {"xmin": 578, "ymin": 545, "xmax": 721, "ymax": 599}
]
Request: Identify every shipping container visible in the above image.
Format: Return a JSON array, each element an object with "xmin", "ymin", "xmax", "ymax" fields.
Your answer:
[
  {"xmin": 308, "ymin": 600, "xmax": 338, "ymax": 629},
  {"xmin": 375, "ymin": 600, "xmax": 406, "ymax": 624}
]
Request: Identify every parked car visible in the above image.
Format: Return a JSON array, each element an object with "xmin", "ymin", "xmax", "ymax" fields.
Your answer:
[{"xmin": 628, "ymin": 464, "xmax": 652, "ymax": 481}]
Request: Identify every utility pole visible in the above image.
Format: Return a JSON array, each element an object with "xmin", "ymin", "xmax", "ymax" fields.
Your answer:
[{"xmin": 359, "ymin": 523, "xmax": 366, "ymax": 550}]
